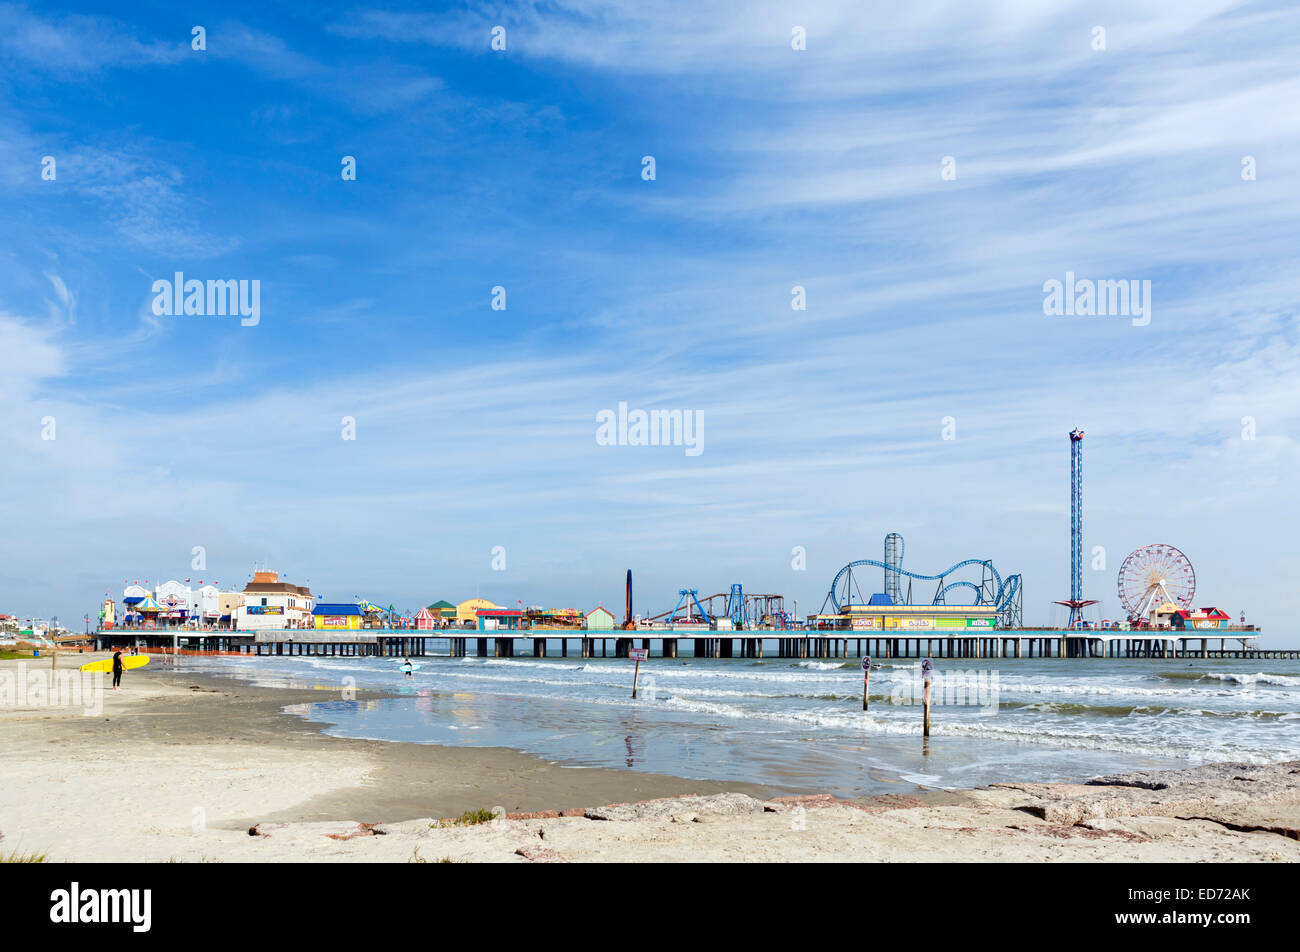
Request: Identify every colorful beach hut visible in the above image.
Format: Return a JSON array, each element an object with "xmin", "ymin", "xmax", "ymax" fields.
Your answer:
[{"xmin": 414, "ymin": 606, "xmax": 437, "ymax": 630}]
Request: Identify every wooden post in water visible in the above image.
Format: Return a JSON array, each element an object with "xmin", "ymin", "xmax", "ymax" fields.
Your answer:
[
  {"xmin": 862, "ymin": 656, "xmax": 871, "ymax": 710},
  {"xmin": 630, "ymin": 647, "xmax": 647, "ymax": 698},
  {"xmin": 921, "ymin": 657, "xmax": 932, "ymax": 738}
]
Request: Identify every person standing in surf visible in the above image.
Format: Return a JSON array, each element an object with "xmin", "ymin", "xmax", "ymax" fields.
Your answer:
[
  {"xmin": 112, "ymin": 650, "xmax": 124, "ymax": 691},
  {"xmin": 401, "ymin": 657, "xmax": 413, "ymax": 680}
]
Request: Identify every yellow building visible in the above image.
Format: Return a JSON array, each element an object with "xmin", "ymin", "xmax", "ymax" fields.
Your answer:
[
  {"xmin": 456, "ymin": 598, "xmax": 497, "ymax": 626},
  {"xmin": 313, "ymin": 604, "xmax": 363, "ymax": 630},
  {"xmin": 815, "ymin": 603, "xmax": 997, "ymax": 631}
]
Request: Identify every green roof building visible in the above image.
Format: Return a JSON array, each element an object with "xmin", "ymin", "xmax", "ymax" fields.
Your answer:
[{"xmin": 427, "ymin": 600, "xmax": 456, "ymax": 619}]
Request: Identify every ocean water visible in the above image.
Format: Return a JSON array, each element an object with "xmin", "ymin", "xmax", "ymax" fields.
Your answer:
[{"xmin": 177, "ymin": 647, "xmax": 1300, "ymax": 798}]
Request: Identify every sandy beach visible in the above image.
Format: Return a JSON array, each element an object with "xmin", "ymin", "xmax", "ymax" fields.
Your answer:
[{"xmin": 3, "ymin": 653, "xmax": 1298, "ymax": 863}]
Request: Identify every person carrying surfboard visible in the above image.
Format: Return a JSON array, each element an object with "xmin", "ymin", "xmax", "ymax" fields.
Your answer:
[
  {"xmin": 112, "ymin": 650, "xmax": 124, "ymax": 690},
  {"xmin": 400, "ymin": 657, "xmax": 414, "ymax": 679}
]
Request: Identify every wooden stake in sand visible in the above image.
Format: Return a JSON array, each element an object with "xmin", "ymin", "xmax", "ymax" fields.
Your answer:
[
  {"xmin": 921, "ymin": 657, "xmax": 933, "ymax": 737},
  {"xmin": 630, "ymin": 647, "xmax": 648, "ymax": 698},
  {"xmin": 861, "ymin": 656, "xmax": 871, "ymax": 710}
]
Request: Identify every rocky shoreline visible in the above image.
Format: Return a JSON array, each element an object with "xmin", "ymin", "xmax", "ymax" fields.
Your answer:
[{"xmin": 170, "ymin": 761, "xmax": 1300, "ymax": 863}]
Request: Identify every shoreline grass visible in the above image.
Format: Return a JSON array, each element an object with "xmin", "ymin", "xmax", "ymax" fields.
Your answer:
[
  {"xmin": 1, "ymin": 850, "xmax": 48, "ymax": 863},
  {"xmin": 431, "ymin": 807, "xmax": 498, "ymax": 829}
]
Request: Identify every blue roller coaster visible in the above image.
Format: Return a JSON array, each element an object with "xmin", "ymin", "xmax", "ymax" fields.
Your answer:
[{"xmin": 822, "ymin": 533, "xmax": 1023, "ymax": 627}]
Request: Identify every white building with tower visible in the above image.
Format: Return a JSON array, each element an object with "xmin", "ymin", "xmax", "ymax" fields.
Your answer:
[{"xmin": 234, "ymin": 570, "xmax": 314, "ymax": 629}]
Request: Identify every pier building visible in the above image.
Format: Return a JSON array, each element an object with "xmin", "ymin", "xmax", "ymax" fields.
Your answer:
[
  {"xmin": 235, "ymin": 571, "xmax": 314, "ymax": 630},
  {"xmin": 812, "ymin": 598, "xmax": 998, "ymax": 632},
  {"xmin": 455, "ymin": 598, "xmax": 496, "ymax": 626},
  {"xmin": 313, "ymin": 603, "xmax": 363, "ymax": 630}
]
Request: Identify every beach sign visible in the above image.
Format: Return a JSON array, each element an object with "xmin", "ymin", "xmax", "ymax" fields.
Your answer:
[
  {"xmin": 861, "ymin": 656, "xmax": 871, "ymax": 671},
  {"xmin": 861, "ymin": 656, "xmax": 871, "ymax": 710},
  {"xmin": 630, "ymin": 647, "xmax": 648, "ymax": 698}
]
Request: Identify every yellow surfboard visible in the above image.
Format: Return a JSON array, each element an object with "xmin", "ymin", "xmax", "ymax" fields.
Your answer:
[{"xmin": 79, "ymin": 655, "xmax": 151, "ymax": 673}]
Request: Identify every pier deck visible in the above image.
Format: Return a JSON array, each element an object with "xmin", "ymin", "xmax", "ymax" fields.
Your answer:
[{"xmin": 92, "ymin": 629, "xmax": 1295, "ymax": 661}]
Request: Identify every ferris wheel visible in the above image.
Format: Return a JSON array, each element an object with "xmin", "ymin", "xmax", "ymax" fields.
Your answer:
[{"xmin": 1117, "ymin": 544, "xmax": 1196, "ymax": 619}]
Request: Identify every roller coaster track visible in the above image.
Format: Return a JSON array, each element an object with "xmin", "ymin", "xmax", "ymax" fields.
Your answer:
[
  {"xmin": 828, "ymin": 558, "xmax": 1021, "ymax": 613},
  {"xmin": 646, "ymin": 591, "xmax": 786, "ymax": 624},
  {"xmin": 996, "ymin": 572, "xmax": 1020, "ymax": 609}
]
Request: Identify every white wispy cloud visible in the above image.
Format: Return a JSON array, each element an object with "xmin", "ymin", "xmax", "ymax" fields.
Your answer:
[{"xmin": 0, "ymin": 3, "xmax": 186, "ymax": 73}]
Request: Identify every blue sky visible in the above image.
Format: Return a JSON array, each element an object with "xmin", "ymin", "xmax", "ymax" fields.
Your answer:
[{"xmin": 1, "ymin": 1, "xmax": 1298, "ymax": 640}]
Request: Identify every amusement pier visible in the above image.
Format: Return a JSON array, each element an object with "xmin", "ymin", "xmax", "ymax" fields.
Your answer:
[
  {"xmin": 88, "ymin": 547, "xmax": 1282, "ymax": 662},
  {"xmin": 78, "ymin": 431, "xmax": 1287, "ymax": 662},
  {"xmin": 85, "ymin": 623, "xmax": 1287, "ymax": 662}
]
